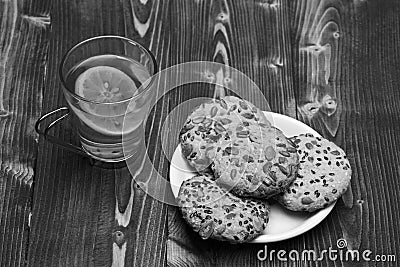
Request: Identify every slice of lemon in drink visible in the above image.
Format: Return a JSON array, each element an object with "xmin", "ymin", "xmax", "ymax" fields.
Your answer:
[{"xmin": 74, "ymin": 66, "xmax": 138, "ymax": 135}]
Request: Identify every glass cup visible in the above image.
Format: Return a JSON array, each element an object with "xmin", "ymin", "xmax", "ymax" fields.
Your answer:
[{"xmin": 35, "ymin": 36, "xmax": 157, "ymax": 162}]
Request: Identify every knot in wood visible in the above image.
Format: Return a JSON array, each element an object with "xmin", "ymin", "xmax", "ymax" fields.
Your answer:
[
  {"xmin": 259, "ymin": 0, "xmax": 279, "ymax": 8},
  {"xmin": 216, "ymin": 12, "xmax": 229, "ymax": 22},
  {"xmin": 0, "ymin": 110, "xmax": 11, "ymax": 117},
  {"xmin": 203, "ymin": 71, "xmax": 215, "ymax": 82},
  {"xmin": 113, "ymin": 230, "xmax": 126, "ymax": 246},
  {"xmin": 333, "ymin": 32, "xmax": 340, "ymax": 39}
]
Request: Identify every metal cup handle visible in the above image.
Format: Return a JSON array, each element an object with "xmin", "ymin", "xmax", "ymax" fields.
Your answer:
[{"xmin": 35, "ymin": 107, "xmax": 88, "ymax": 157}]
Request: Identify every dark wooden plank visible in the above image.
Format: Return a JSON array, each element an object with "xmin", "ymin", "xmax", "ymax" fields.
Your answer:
[
  {"xmin": 167, "ymin": 0, "xmax": 299, "ymax": 266},
  {"xmin": 291, "ymin": 0, "xmax": 400, "ymax": 266},
  {"xmin": 8, "ymin": 0, "xmax": 398, "ymax": 266},
  {"xmin": 27, "ymin": 0, "xmax": 124, "ymax": 264},
  {"xmin": 0, "ymin": 0, "xmax": 50, "ymax": 266},
  {"xmin": 113, "ymin": 1, "xmax": 171, "ymax": 266},
  {"xmin": 341, "ymin": 0, "xmax": 400, "ymax": 262},
  {"xmin": 168, "ymin": 1, "xmax": 400, "ymax": 267},
  {"xmin": 28, "ymin": 0, "xmax": 168, "ymax": 266},
  {"xmin": 290, "ymin": 1, "xmax": 355, "ymax": 266}
]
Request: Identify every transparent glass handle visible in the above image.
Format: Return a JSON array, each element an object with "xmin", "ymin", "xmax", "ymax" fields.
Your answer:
[{"xmin": 35, "ymin": 107, "xmax": 88, "ymax": 157}]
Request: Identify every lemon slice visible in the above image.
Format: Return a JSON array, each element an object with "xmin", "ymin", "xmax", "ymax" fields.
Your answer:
[
  {"xmin": 74, "ymin": 66, "xmax": 138, "ymax": 135},
  {"xmin": 76, "ymin": 66, "xmax": 137, "ymax": 104}
]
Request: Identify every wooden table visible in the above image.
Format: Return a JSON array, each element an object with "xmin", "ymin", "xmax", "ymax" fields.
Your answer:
[{"xmin": 1, "ymin": 0, "xmax": 399, "ymax": 266}]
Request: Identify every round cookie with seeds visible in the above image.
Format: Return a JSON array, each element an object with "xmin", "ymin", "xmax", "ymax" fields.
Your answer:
[
  {"xmin": 179, "ymin": 96, "xmax": 271, "ymax": 171},
  {"xmin": 211, "ymin": 123, "xmax": 299, "ymax": 199},
  {"xmin": 177, "ymin": 174, "xmax": 270, "ymax": 243},
  {"xmin": 274, "ymin": 133, "xmax": 352, "ymax": 212}
]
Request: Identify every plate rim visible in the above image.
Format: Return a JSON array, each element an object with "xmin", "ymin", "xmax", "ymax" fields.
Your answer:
[{"xmin": 169, "ymin": 111, "xmax": 335, "ymax": 243}]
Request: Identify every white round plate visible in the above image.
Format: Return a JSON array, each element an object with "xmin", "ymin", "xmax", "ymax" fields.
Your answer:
[{"xmin": 169, "ymin": 112, "xmax": 335, "ymax": 243}]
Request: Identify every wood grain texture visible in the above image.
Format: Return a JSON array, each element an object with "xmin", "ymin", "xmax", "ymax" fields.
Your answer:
[
  {"xmin": 167, "ymin": 0, "xmax": 300, "ymax": 266},
  {"xmin": 0, "ymin": 0, "xmax": 50, "ymax": 266},
  {"xmin": 28, "ymin": 0, "xmax": 168, "ymax": 266},
  {"xmin": 290, "ymin": 0, "xmax": 358, "ymax": 266},
  {"xmin": 292, "ymin": 0, "xmax": 344, "ymax": 137},
  {"xmin": 292, "ymin": 1, "xmax": 400, "ymax": 266},
  {"xmin": 339, "ymin": 0, "xmax": 400, "ymax": 262},
  {"xmin": 168, "ymin": 0, "xmax": 400, "ymax": 267},
  {"xmin": 0, "ymin": 0, "xmax": 399, "ymax": 266}
]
